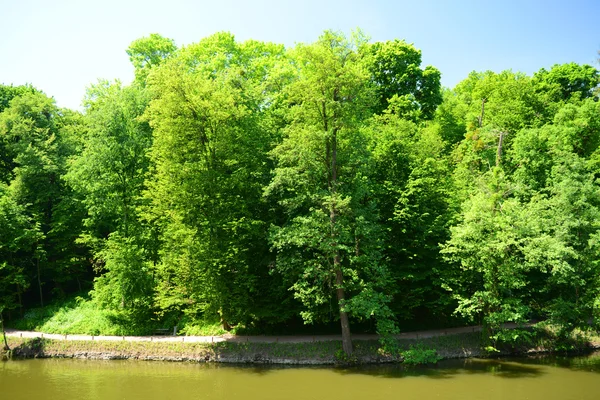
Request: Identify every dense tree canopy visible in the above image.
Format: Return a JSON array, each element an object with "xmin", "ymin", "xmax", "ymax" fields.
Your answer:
[{"xmin": 1, "ymin": 31, "xmax": 599, "ymax": 355}]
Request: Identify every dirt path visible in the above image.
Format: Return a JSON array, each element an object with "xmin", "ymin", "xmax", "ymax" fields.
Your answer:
[{"xmin": 5, "ymin": 323, "xmax": 519, "ymax": 344}]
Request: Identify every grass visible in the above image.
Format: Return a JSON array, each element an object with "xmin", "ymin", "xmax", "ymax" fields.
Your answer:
[
  {"xmin": 9, "ymin": 296, "xmax": 137, "ymax": 336},
  {"xmin": 7, "ymin": 295, "xmax": 231, "ymax": 337},
  {"xmin": 177, "ymin": 319, "xmax": 227, "ymax": 336}
]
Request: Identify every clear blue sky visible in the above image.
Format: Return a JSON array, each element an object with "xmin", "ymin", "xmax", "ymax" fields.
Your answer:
[{"xmin": 1, "ymin": 0, "xmax": 598, "ymax": 110}]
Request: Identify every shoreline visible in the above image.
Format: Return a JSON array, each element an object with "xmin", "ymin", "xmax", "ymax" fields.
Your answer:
[
  {"xmin": 5, "ymin": 328, "xmax": 600, "ymax": 365},
  {"xmin": 2, "ymin": 334, "xmax": 481, "ymax": 364}
]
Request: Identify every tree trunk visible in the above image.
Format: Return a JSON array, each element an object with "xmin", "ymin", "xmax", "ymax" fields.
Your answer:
[
  {"xmin": 335, "ymin": 266, "xmax": 353, "ymax": 355},
  {"xmin": 478, "ymin": 98, "xmax": 486, "ymax": 127},
  {"xmin": 1, "ymin": 312, "xmax": 9, "ymax": 351},
  {"xmin": 17, "ymin": 289, "xmax": 23, "ymax": 318},
  {"xmin": 496, "ymin": 131, "xmax": 505, "ymax": 167},
  {"xmin": 329, "ymin": 126, "xmax": 353, "ymax": 356},
  {"xmin": 37, "ymin": 254, "xmax": 44, "ymax": 308}
]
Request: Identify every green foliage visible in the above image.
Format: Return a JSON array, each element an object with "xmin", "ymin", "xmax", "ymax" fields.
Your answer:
[
  {"xmin": 533, "ymin": 323, "xmax": 592, "ymax": 354},
  {"xmin": 145, "ymin": 32, "xmax": 290, "ymax": 328},
  {"xmin": 10, "ymin": 296, "xmax": 152, "ymax": 336},
  {"xmin": 366, "ymin": 114, "xmax": 455, "ymax": 323},
  {"xmin": 0, "ymin": 183, "xmax": 37, "ymax": 313},
  {"xmin": 0, "ymin": 90, "xmax": 86, "ymax": 306},
  {"xmin": 67, "ymin": 81, "xmax": 156, "ymax": 316},
  {"xmin": 453, "ymin": 70, "xmax": 539, "ymax": 134},
  {"xmin": 442, "ymin": 168, "xmax": 533, "ymax": 341},
  {"xmin": 71, "ymin": 81, "xmax": 152, "ymax": 241},
  {"xmin": 90, "ymin": 233, "xmax": 154, "ymax": 313},
  {"xmin": 334, "ymin": 345, "xmax": 359, "ymax": 364},
  {"xmin": 523, "ymin": 154, "xmax": 600, "ymax": 331},
  {"xmin": 267, "ymin": 31, "xmax": 397, "ymax": 352},
  {"xmin": 365, "ymin": 39, "xmax": 442, "ymax": 119},
  {"xmin": 0, "ymin": 84, "xmax": 40, "ymax": 183},
  {"xmin": 445, "ymin": 63, "xmax": 600, "ymax": 344},
  {"xmin": 127, "ymin": 33, "xmax": 177, "ymax": 85},
  {"xmin": 177, "ymin": 319, "xmax": 227, "ymax": 337},
  {"xmin": 533, "ymin": 63, "xmax": 599, "ymax": 104},
  {"xmin": 402, "ymin": 344, "xmax": 441, "ymax": 365},
  {"xmin": 434, "ymin": 88, "xmax": 468, "ymax": 145},
  {"xmin": 488, "ymin": 328, "xmax": 535, "ymax": 352},
  {"xmin": 2, "ymin": 30, "xmax": 600, "ymax": 347}
]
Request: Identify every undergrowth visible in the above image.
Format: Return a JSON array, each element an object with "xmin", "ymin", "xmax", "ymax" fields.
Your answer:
[
  {"xmin": 9, "ymin": 296, "xmax": 147, "ymax": 335},
  {"xmin": 529, "ymin": 323, "xmax": 596, "ymax": 354},
  {"xmin": 8, "ymin": 295, "xmax": 231, "ymax": 337},
  {"xmin": 177, "ymin": 319, "xmax": 227, "ymax": 336},
  {"xmin": 401, "ymin": 344, "xmax": 441, "ymax": 365}
]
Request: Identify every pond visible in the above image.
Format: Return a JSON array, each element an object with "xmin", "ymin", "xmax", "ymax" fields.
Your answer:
[{"xmin": 2, "ymin": 353, "xmax": 600, "ymax": 399}]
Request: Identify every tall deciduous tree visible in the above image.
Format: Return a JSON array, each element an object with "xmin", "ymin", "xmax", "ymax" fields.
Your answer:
[
  {"xmin": 366, "ymin": 115, "xmax": 455, "ymax": 325},
  {"xmin": 66, "ymin": 81, "xmax": 154, "ymax": 315},
  {"xmin": 0, "ymin": 183, "xmax": 38, "ymax": 320},
  {"xmin": 0, "ymin": 91, "xmax": 84, "ymax": 306},
  {"xmin": 267, "ymin": 31, "xmax": 397, "ymax": 355},
  {"xmin": 509, "ymin": 115, "xmax": 600, "ymax": 333},
  {"xmin": 526, "ymin": 155, "xmax": 600, "ymax": 334},
  {"xmin": 442, "ymin": 168, "xmax": 533, "ymax": 347},
  {"xmin": 145, "ymin": 32, "xmax": 289, "ymax": 329}
]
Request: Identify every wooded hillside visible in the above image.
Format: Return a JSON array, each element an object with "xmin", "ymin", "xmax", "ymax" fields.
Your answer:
[{"xmin": 1, "ymin": 31, "xmax": 599, "ymax": 355}]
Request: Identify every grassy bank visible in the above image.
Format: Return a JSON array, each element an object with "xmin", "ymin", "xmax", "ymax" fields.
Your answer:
[
  {"xmin": 5, "ymin": 327, "xmax": 600, "ymax": 365},
  {"xmin": 7, "ymin": 295, "xmax": 226, "ymax": 337},
  {"xmin": 6, "ymin": 295, "xmax": 600, "ymax": 365},
  {"xmin": 4, "ymin": 334, "xmax": 475, "ymax": 364}
]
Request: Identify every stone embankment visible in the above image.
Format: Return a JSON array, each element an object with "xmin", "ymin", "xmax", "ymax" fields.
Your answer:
[
  {"xmin": 4, "ymin": 324, "xmax": 490, "ymax": 364},
  {"xmin": 5, "ymin": 323, "xmax": 597, "ymax": 364}
]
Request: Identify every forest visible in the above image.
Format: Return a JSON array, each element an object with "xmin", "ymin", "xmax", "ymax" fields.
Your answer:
[{"xmin": 1, "ymin": 31, "xmax": 599, "ymax": 355}]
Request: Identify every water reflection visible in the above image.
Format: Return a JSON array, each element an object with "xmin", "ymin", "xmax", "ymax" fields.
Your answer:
[
  {"xmin": 229, "ymin": 352, "xmax": 600, "ymax": 379},
  {"xmin": 2, "ymin": 352, "xmax": 600, "ymax": 400},
  {"xmin": 334, "ymin": 358, "xmax": 544, "ymax": 379}
]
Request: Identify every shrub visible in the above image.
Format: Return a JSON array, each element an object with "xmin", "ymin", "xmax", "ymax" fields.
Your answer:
[{"xmin": 402, "ymin": 344, "xmax": 441, "ymax": 365}]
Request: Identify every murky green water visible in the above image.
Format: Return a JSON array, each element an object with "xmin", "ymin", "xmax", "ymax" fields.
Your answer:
[{"xmin": 2, "ymin": 354, "xmax": 600, "ymax": 400}]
